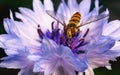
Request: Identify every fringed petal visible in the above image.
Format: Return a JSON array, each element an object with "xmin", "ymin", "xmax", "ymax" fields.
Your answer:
[
  {"xmin": 103, "ymin": 20, "xmax": 120, "ymax": 40},
  {"xmin": 68, "ymin": 0, "xmax": 79, "ymax": 14},
  {"xmin": 32, "ymin": 38, "xmax": 88, "ymax": 75},
  {"xmin": 0, "ymin": 55, "xmax": 30, "ymax": 69},
  {"xmin": 79, "ymin": 0, "xmax": 91, "ymax": 17},
  {"xmin": 57, "ymin": 0, "xmax": 71, "ymax": 24},
  {"xmin": 18, "ymin": 64, "xmax": 36, "ymax": 75},
  {"xmin": 44, "ymin": 0, "xmax": 54, "ymax": 11},
  {"xmin": 85, "ymin": 67, "xmax": 95, "ymax": 75}
]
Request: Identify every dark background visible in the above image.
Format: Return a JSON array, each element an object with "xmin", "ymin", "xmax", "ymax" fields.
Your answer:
[{"xmin": 0, "ymin": 0, "xmax": 120, "ymax": 75}]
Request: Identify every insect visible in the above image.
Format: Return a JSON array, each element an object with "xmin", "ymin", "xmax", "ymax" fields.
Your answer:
[
  {"xmin": 65, "ymin": 12, "xmax": 81, "ymax": 38},
  {"xmin": 46, "ymin": 10, "xmax": 109, "ymax": 39}
]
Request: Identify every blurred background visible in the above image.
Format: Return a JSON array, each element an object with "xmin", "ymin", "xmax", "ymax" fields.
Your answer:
[{"xmin": 0, "ymin": 0, "xmax": 120, "ymax": 75}]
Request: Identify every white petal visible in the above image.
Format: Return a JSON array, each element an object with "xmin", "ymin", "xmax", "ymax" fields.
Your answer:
[
  {"xmin": 78, "ymin": 72, "xmax": 83, "ymax": 75},
  {"xmin": 81, "ymin": 9, "xmax": 109, "ymax": 41},
  {"xmin": 3, "ymin": 18, "xmax": 18, "ymax": 35},
  {"xmin": 95, "ymin": 36, "xmax": 115, "ymax": 52},
  {"xmin": 62, "ymin": 62, "xmax": 77, "ymax": 75},
  {"xmin": 32, "ymin": 0, "xmax": 45, "ymax": 23},
  {"xmin": 6, "ymin": 19, "xmax": 41, "ymax": 48},
  {"xmin": 110, "ymin": 41, "xmax": 120, "ymax": 50},
  {"xmin": 57, "ymin": 1, "xmax": 71, "ymax": 24},
  {"xmin": 53, "ymin": 66, "xmax": 68, "ymax": 75},
  {"xmin": 28, "ymin": 54, "xmax": 41, "ymax": 61},
  {"xmin": 44, "ymin": 0, "xmax": 54, "ymax": 11},
  {"xmin": 83, "ymin": 17, "xmax": 108, "ymax": 41},
  {"xmin": 68, "ymin": 0, "xmax": 79, "ymax": 13},
  {"xmin": 18, "ymin": 65, "xmax": 35, "ymax": 75},
  {"xmin": 33, "ymin": 62, "xmax": 44, "ymax": 72},
  {"xmin": 57, "ymin": 45, "xmax": 88, "ymax": 72},
  {"xmin": 103, "ymin": 20, "xmax": 120, "ymax": 40},
  {"xmin": 0, "ymin": 34, "xmax": 27, "ymax": 55},
  {"xmin": 0, "ymin": 34, "xmax": 10, "ymax": 48},
  {"xmin": 0, "ymin": 56, "xmax": 30, "ymax": 69},
  {"xmin": 79, "ymin": 0, "xmax": 91, "ymax": 17},
  {"xmin": 94, "ymin": 0, "xmax": 99, "ymax": 14},
  {"xmin": 19, "ymin": 7, "xmax": 53, "ymax": 33},
  {"xmin": 5, "ymin": 49, "xmax": 20, "ymax": 55},
  {"xmin": 33, "ymin": 0, "xmax": 44, "ymax": 14},
  {"xmin": 32, "ymin": 0, "xmax": 47, "ymax": 31},
  {"xmin": 10, "ymin": 10, "xmax": 14, "ymax": 20},
  {"xmin": 0, "ymin": 42, "xmax": 3, "ymax": 48},
  {"xmin": 33, "ymin": 0, "xmax": 54, "ymax": 32},
  {"xmin": 15, "ymin": 12, "xmax": 36, "ymax": 28},
  {"xmin": 33, "ymin": 38, "xmax": 88, "ymax": 74},
  {"xmin": 85, "ymin": 67, "xmax": 95, "ymax": 75},
  {"xmin": 104, "ymin": 50, "xmax": 120, "ymax": 58},
  {"xmin": 41, "ymin": 60, "xmax": 56, "ymax": 75},
  {"xmin": 18, "ymin": 7, "xmax": 39, "ymax": 28},
  {"xmin": 15, "ymin": 12, "xmax": 39, "ymax": 36},
  {"xmin": 105, "ymin": 66, "xmax": 112, "ymax": 70}
]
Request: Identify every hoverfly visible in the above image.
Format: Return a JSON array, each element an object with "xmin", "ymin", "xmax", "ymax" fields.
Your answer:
[{"xmin": 46, "ymin": 10, "xmax": 109, "ymax": 39}]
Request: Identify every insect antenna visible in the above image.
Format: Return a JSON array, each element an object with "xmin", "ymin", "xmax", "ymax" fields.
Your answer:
[{"xmin": 46, "ymin": 10, "xmax": 66, "ymax": 26}]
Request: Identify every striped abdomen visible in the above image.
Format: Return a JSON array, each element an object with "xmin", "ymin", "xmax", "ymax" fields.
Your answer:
[
  {"xmin": 69, "ymin": 12, "xmax": 81, "ymax": 26},
  {"xmin": 66, "ymin": 12, "xmax": 81, "ymax": 38}
]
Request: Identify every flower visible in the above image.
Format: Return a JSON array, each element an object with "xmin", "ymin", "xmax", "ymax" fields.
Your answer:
[
  {"xmin": 0, "ymin": 0, "xmax": 120, "ymax": 75},
  {"xmin": 28, "ymin": 38, "xmax": 87, "ymax": 75},
  {"xmin": 0, "ymin": 15, "xmax": 40, "ymax": 74},
  {"xmin": 0, "ymin": 27, "xmax": 36, "ymax": 75},
  {"xmin": 79, "ymin": 0, "xmax": 120, "ymax": 75}
]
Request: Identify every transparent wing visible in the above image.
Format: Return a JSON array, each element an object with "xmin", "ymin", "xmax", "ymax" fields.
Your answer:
[
  {"xmin": 46, "ymin": 10, "xmax": 67, "ymax": 26},
  {"xmin": 78, "ymin": 13, "xmax": 109, "ymax": 27}
]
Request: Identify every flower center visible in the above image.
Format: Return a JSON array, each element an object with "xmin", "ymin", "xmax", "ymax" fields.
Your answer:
[{"xmin": 37, "ymin": 22, "xmax": 89, "ymax": 54}]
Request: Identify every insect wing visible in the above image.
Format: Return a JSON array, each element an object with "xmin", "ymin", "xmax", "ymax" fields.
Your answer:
[
  {"xmin": 46, "ymin": 10, "xmax": 67, "ymax": 26},
  {"xmin": 79, "ymin": 13, "xmax": 109, "ymax": 27}
]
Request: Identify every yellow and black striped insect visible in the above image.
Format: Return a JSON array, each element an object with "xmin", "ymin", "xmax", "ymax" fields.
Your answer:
[
  {"xmin": 65, "ymin": 12, "xmax": 81, "ymax": 38},
  {"xmin": 46, "ymin": 10, "xmax": 108, "ymax": 39}
]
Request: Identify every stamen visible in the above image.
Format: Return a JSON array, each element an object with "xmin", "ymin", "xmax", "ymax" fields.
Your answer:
[
  {"xmin": 51, "ymin": 21, "xmax": 54, "ymax": 30},
  {"xmin": 50, "ymin": 21, "xmax": 61, "ymax": 44},
  {"xmin": 65, "ymin": 38, "xmax": 69, "ymax": 46},
  {"xmin": 51, "ymin": 22, "xmax": 55, "ymax": 39},
  {"xmin": 74, "ymin": 29, "xmax": 89, "ymax": 49},
  {"xmin": 76, "ymin": 29, "xmax": 80, "ymax": 37},
  {"xmin": 83, "ymin": 28, "xmax": 89, "ymax": 37},
  {"xmin": 75, "ymin": 38, "xmax": 84, "ymax": 49},
  {"xmin": 59, "ymin": 36, "xmax": 63, "ymax": 44},
  {"xmin": 37, "ymin": 25, "xmax": 44, "ymax": 39},
  {"xmin": 76, "ymin": 50, "xmax": 85, "ymax": 54},
  {"xmin": 56, "ymin": 21, "xmax": 59, "ymax": 28}
]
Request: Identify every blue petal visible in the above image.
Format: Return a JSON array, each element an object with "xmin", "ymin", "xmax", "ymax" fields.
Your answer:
[
  {"xmin": 17, "ymin": 65, "xmax": 39, "ymax": 75},
  {"xmin": 33, "ymin": 38, "xmax": 88, "ymax": 73},
  {"xmin": 103, "ymin": 50, "xmax": 120, "ymax": 58},
  {"xmin": 79, "ymin": 0, "xmax": 91, "ymax": 17},
  {"xmin": 96, "ymin": 36, "xmax": 115, "ymax": 52},
  {"xmin": 68, "ymin": 0, "xmax": 79, "ymax": 13},
  {"xmin": 3, "ymin": 18, "xmax": 19, "ymax": 36},
  {"xmin": 0, "ymin": 34, "xmax": 28, "ymax": 55},
  {"xmin": 0, "ymin": 55, "xmax": 30, "ymax": 69}
]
